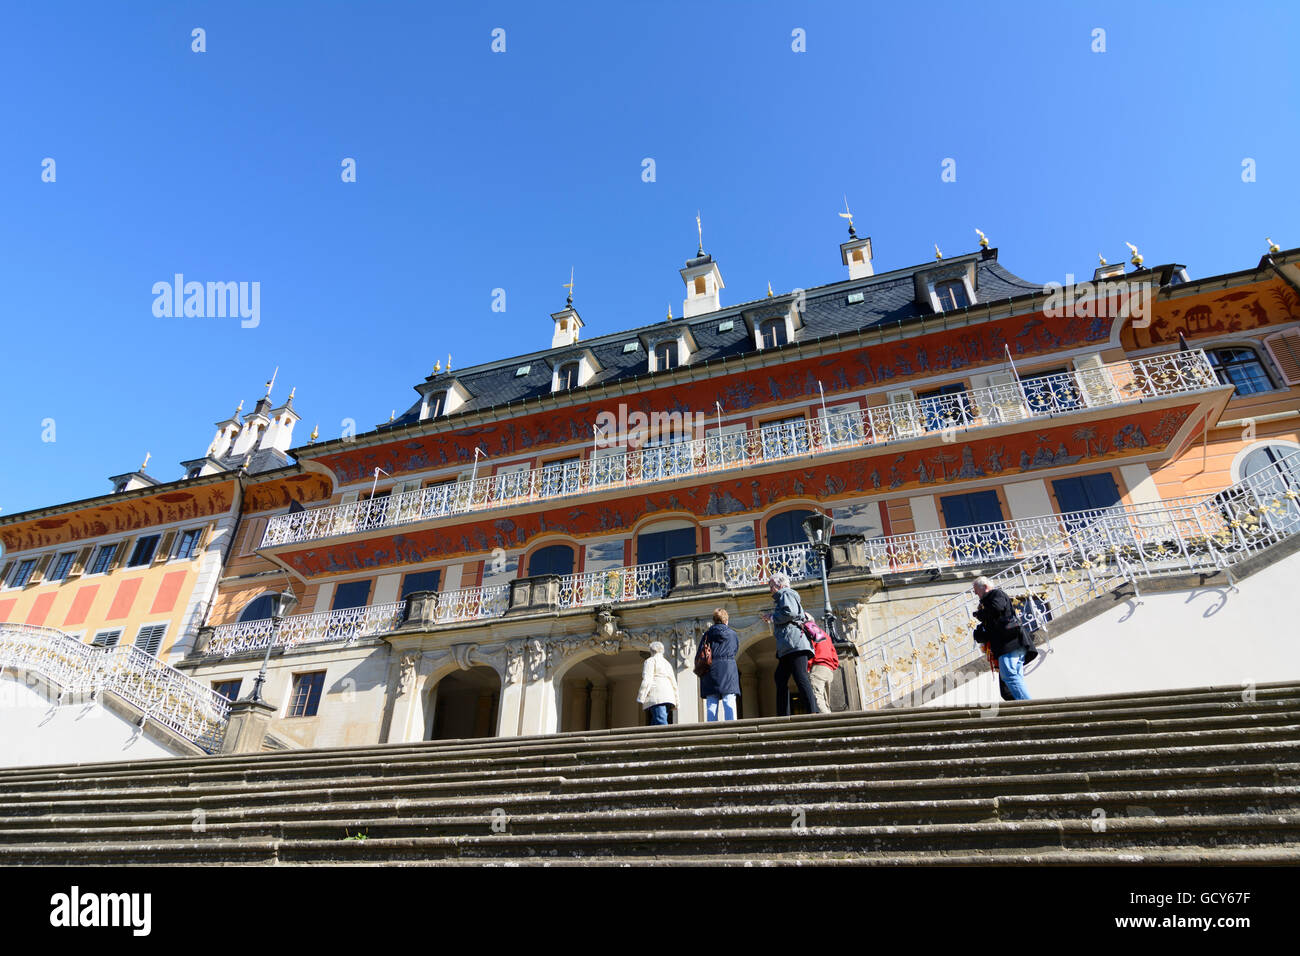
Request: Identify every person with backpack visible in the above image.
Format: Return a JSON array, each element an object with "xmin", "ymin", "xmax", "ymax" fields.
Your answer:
[
  {"xmin": 806, "ymin": 620, "xmax": 840, "ymax": 713},
  {"xmin": 636, "ymin": 641, "xmax": 679, "ymax": 725},
  {"xmin": 696, "ymin": 608, "xmax": 741, "ymax": 721},
  {"xmin": 762, "ymin": 572, "xmax": 821, "ymax": 716},
  {"xmin": 971, "ymin": 575, "xmax": 1032, "ymax": 700}
]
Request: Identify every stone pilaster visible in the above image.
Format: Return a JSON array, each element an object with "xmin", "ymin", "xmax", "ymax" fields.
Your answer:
[{"xmin": 219, "ymin": 698, "xmax": 277, "ymax": 754}]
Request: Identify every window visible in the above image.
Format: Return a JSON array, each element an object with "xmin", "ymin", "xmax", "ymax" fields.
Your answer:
[
  {"xmin": 91, "ymin": 629, "xmax": 122, "ymax": 648},
  {"xmin": 7, "ymin": 559, "xmax": 37, "ymax": 588},
  {"xmin": 653, "ymin": 341, "xmax": 678, "ymax": 371},
  {"xmin": 173, "ymin": 528, "xmax": 203, "ymax": 560},
  {"xmin": 331, "ymin": 580, "xmax": 372, "ymax": 611},
  {"xmin": 1021, "ymin": 368, "xmax": 1083, "ymax": 412},
  {"xmin": 134, "ymin": 623, "xmax": 167, "ymax": 657},
  {"xmin": 1208, "ymin": 347, "xmax": 1275, "ymax": 396},
  {"xmin": 1240, "ymin": 444, "xmax": 1300, "ymax": 485},
  {"xmin": 238, "ymin": 593, "xmax": 278, "ymax": 622},
  {"xmin": 88, "ymin": 544, "xmax": 118, "ymax": 575},
  {"xmin": 939, "ymin": 491, "xmax": 1011, "ymax": 562},
  {"xmin": 765, "ymin": 510, "xmax": 817, "ymax": 548},
  {"xmin": 127, "ymin": 535, "xmax": 161, "ymax": 568},
  {"xmin": 1051, "ymin": 474, "xmax": 1122, "ymax": 533},
  {"xmin": 539, "ymin": 457, "xmax": 581, "ymax": 497},
  {"xmin": 758, "ymin": 416, "xmax": 810, "ymax": 460},
  {"xmin": 186, "ymin": 467, "xmax": 201, "ymax": 479},
  {"xmin": 556, "ymin": 362, "xmax": 579, "ymax": 391},
  {"xmin": 760, "ymin": 318, "xmax": 788, "ymax": 349},
  {"xmin": 287, "ymin": 672, "xmax": 326, "ymax": 717},
  {"xmin": 917, "ymin": 384, "xmax": 972, "ymax": 432},
  {"xmin": 400, "ymin": 569, "xmax": 441, "ymax": 600},
  {"xmin": 693, "ymin": 276, "xmax": 706, "ymax": 295},
  {"xmin": 213, "ymin": 679, "xmax": 242, "ymax": 702},
  {"xmin": 934, "ymin": 279, "xmax": 970, "ymax": 311},
  {"xmin": 427, "ymin": 391, "xmax": 447, "ymax": 418},
  {"xmin": 48, "ymin": 551, "xmax": 76, "ymax": 582},
  {"xmin": 527, "ymin": 544, "xmax": 575, "ymax": 577},
  {"xmin": 636, "ymin": 527, "xmax": 695, "ymax": 565}
]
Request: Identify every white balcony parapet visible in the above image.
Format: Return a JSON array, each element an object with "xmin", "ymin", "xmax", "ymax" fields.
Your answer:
[
  {"xmin": 860, "ymin": 450, "xmax": 1300, "ymax": 711},
  {"xmin": 207, "ymin": 601, "xmax": 408, "ymax": 657},
  {"xmin": 723, "ymin": 543, "xmax": 823, "ymax": 590},
  {"xmin": 0, "ymin": 623, "xmax": 231, "ymax": 752},
  {"xmin": 262, "ymin": 351, "xmax": 1223, "ymax": 549},
  {"xmin": 428, "ymin": 585, "xmax": 509, "ymax": 624},
  {"xmin": 557, "ymin": 563, "xmax": 670, "ymax": 609}
]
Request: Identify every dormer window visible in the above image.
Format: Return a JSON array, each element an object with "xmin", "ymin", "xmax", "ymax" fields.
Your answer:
[
  {"xmin": 556, "ymin": 362, "xmax": 579, "ymax": 391},
  {"xmin": 760, "ymin": 318, "xmax": 788, "ymax": 349},
  {"xmin": 653, "ymin": 341, "xmax": 678, "ymax": 371},
  {"xmin": 693, "ymin": 276, "xmax": 706, "ymax": 295},
  {"xmin": 934, "ymin": 279, "xmax": 970, "ymax": 310},
  {"xmin": 427, "ymin": 391, "xmax": 446, "ymax": 418}
]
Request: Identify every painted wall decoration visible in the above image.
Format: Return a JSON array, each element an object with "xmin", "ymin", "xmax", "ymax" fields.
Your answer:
[
  {"xmin": 0, "ymin": 482, "xmax": 235, "ymax": 553},
  {"xmin": 1122, "ymin": 278, "xmax": 1300, "ymax": 351},
  {"xmin": 316, "ymin": 309, "xmax": 1117, "ymax": 485},
  {"xmin": 242, "ymin": 473, "xmax": 334, "ymax": 514},
  {"xmin": 278, "ymin": 404, "xmax": 1197, "ymax": 578}
]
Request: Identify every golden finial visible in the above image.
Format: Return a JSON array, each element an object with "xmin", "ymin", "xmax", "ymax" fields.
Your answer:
[
  {"xmin": 139, "ymin": 452, "xmax": 151, "ymax": 472},
  {"xmin": 1267, "ymin": 237, "xmax": 1281, "ymax": 254},
  {"xmin": 389, "ymin": 410, "xmax": 395, "ymax": 422},
  {"xmin": 975, "ymin": 228, "xmax": 989, "ymax": 250},
  {"xmin": 434, "ymin": 360, "xmax": 442, "ymax": 374},
  {"xmin": 838, "ymin": 196, "xmax": 855, "ymax": 237},
  {"xmin": 206, "ymin": 442, "xmax": 217, "ymax": 458},
  {"xmin": 1098, "ymin": 253, "xmax": 1108, "ymax": 266},
  {"xmin": 1126, "ymin": 242, "xmax": 1143, "ymax": 267},
  {"xmin": 934, "ymin": 244, "xmax": 943, "ymax": 260},
  {"xmin": 235, "ymin": 399, "xmax": 244, "ymax": 416},
  {"xmin": 766, "ymin": 281, "xmax": 774, "ymax": 298},
  {"xmin": 446, "ymin": 354, "xmax": 452, "ymax": 372},
  {"xmin": 287, "ymin": 386, "xmax": 295, "ymax": 401},
  {"xmin": 667, "ymin": 303, "xmax": 673, "ymax": 320},
  {"xmin": 309, "ymin": 424, "xmax": 319, "ymax": 443},
  {"xmin": 563, "ymin": 266, "xmax": 575, "ymax": 306},
  {"xmin": 696, "ymin": 211, "xmax": 704, "ymax": 255}
]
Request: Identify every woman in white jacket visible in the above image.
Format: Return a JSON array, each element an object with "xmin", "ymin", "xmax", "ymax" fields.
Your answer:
[{"xmin": 636, "ymin": 641, "xmax": 679, "ymax": 726}]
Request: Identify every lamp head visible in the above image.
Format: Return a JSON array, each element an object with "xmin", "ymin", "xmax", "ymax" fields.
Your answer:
[
  {"xmin": 801, "ymin": 511, "xmax": 834, "ymax": 546},
  {"xmin": 271, "ymin": 590, "xmax": 299, "ymax": 620}
]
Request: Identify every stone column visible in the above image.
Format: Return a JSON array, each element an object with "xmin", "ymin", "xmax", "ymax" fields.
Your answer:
[{"xmin": 219, "ymin": 698, "xmax": 276, "ymax": 754}]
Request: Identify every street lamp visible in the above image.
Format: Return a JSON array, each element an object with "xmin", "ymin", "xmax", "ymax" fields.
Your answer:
[
  {"xmin": 800, "ymin": 510, "xmax": 841, "ymax": 643},
  {"xmin": 248, "ymin": 589, "xmax": 299, "ymax": 703}
]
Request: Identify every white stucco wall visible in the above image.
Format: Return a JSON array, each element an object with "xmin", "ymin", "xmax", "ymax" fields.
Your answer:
[
  {"xmin": 924, "ymin": 546, "xmax": 1300, "ymax": 708},
  {"xmin": 0, "ymin": 675, "xmax": 185, "ymax": 768}
]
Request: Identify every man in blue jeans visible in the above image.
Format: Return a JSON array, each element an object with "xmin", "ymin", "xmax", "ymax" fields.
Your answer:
[{"xmin": 971, "ymin": 576, "xmax": 1032, "ymax": 700}]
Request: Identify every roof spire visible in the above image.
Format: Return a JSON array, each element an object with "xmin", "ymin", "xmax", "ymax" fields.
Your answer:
[
  {"xmin": 838, "ymin": 196, "xmax": 856, "ymax": 238},
  {"xmin": 1126, "ymin": 242, "xmax": 1143, "ymax": 267},
  {"xmin": 934, "ymin": 244, "xmax": 943, "ymax": 260},
  {"xmin": 975, "ymin": 228, "xmax": 989, "ymax": 250},
  {"xmin": 1267, "ymin": 237, "xmax": 1281, "ymax": 253},
  {"xmin": 696, "ymin": 210, "xmax": 704, "ymax": 256},
  {"xmin": 766, "ymin": 281, "xmax": 774, "ymax": 298},
  {"xmin": 139, "ymin": 452, "xmax": 151, "ymax": 472},
  {"xmin": 264, "ymin": 366, "xmax": 278, "ymax": 398},
  {"xmin": 1098, "ymin": 253, "xmax": 1108, "ymax": 266},
  {"xmin": 563, "ymin": 266, "xmax": 575, "ymax": 307}
]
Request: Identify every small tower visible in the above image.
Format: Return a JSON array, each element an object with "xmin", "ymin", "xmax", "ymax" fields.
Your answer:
[
  {"xmin": 839, "ymin": 200, "xmax": 874, "ymax": 280},
  {"xmin": 680, "ymin": 213, "xmax": 725, "ymax": 318},
  {"xmin": 551, "ymin": 268, "xmax": 584, "ymax": 348}
]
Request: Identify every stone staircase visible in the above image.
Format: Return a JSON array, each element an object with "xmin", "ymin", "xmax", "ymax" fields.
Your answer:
[{"xmin": 0, "ymin": 680, "xmax": 1297, "ymax": 865}]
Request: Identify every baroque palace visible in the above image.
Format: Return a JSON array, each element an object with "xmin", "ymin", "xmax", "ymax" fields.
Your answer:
[{"xmin": 2, "ymin": 224, "xmax": 1299, "ymax": 762}]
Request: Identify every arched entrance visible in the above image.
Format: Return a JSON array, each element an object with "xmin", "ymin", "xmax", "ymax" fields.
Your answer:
[
  {"xmin": 427, "ymin": 666, "xmax": 500, "ymax": 740},
  {"xmin": 736, "ymin": 635, "xmax": 813, "ymax": 719},
  {"xmin": 558, "ymin": 650, "xmax": 658, "ymax": 731}
]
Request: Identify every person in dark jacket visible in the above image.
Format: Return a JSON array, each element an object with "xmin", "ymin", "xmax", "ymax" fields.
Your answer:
[
  {"xmin": 971, "ymin": 575, "xmax": 1031, "ymax": 700},
  {"xmin": 762, "ymin": 572, "xmax": 821, "ymax": 716},
  {"xmin": 699, "ymin": 608, "xmax": 741, "ymax": 721}
]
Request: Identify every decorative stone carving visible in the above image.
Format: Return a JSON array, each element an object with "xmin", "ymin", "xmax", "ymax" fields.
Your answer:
[
  {"xmin": 398, "ymin": 652, "xmax": 420, "ymax": 696},
  {"xmin": 452, "ymin": 642, "xmax": 479, "ymax": 671},
  {"xmin": 525, "ymin": 638, "xmax": 547, "ymax": 682},
  {"xmin": 594, "ymin": 604, "xmax": 623, "ymax": 641},
  {"xmin": 503, "ymin": 640, "xmax": 525, "ymax": 684}
]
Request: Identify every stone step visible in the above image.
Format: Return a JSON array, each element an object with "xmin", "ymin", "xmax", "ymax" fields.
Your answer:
[
  {"xmin": 3, "ymin": 707, "xmax": 1295, "ymax": 796},
  {"xmin": 2, "ymin": 813, "xmax": 1296, "ymax": 865},
  {"xmin": 2, "ymin": 682, "xmax": 1294, "ymax": 786},
  {"xmin": 0, "ymin": 785, "xmax": 1294, "ymax": 847}
]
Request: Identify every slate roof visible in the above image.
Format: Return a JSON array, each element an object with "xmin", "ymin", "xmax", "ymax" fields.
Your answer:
[{"xmin": 378, "ymin": 250, "xmax": 1043, "ymax": 431}]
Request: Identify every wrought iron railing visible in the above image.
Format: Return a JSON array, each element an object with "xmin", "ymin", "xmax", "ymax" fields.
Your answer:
[
  {"xmin": 557, "ymin": 563, "xmax": 670, "ymax": 609},
  {"xmin": 723, "ymin": 543, "xmax": 823, "ymax": 589},
  {"xmin": 427, "ymin": 585, "xmax": 509, "ymax": 624},
  {"xmin": 207, "ymin": 601, "xmax": 408, "ymax": 657},
  {"xmin": 859, "ymin": 450, "xmax": 1300, "ymax": 710},
  {"xmin": 262, "ymin": 351, "xmax": 1222, "ymax": 548},
  {"xmin": 0, "ymin": 622, "xmax": 231, "ymax": 752}
]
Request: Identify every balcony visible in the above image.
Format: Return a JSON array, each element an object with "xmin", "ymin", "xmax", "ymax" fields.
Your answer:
[{"xmin": 261, "ymin": 351, "xmax": 1224, "ymax": 550}]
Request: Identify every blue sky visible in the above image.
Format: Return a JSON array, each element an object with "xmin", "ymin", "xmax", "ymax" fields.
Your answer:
[{"xmin": 1, "ymin": 0, "xmax": 1296, "ymax": 519}]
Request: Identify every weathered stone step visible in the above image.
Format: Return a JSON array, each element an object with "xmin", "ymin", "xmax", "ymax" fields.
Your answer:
[
  {"xmin": 0, "ymin": 785, "xmax": 1293, "ymax": 847},
  {"xmin": 2, "ymin": 682, "xmax": 1294, "ymax": 787},
  {"xmin": 0, "ymin": 736, "xmax": 1293, "ymax": 820},
  {"xmin": 2, "ymin": 709, "xmax": 1295, "ymax": 797},
  {"xmin": 2, "ymin": 813, "xmax": 1296, "ymax": 864}
]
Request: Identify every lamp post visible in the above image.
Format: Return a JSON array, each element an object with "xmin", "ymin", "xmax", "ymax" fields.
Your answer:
[
  {"xmin": 248, "ymin": 589, "xmax": 299, "ymax": 704},
  {"xmin": 800, "ymin": 511, "xmax": 841, "ymax": 644}
]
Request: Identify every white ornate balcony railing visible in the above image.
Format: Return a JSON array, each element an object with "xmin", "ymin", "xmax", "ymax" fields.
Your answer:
[
  {"xmin": 723, "ymin": 543, "xmax": 823, "ymax": 589},
  {"xmin": 859, "ymin": 450, "xmax": 1300, "ymax": 711},
  {"xmin": 0, "ymin": 622, "xmax": 231, "ymax": 752},
  {"xmin": 428, "ymin": 584, "xmax": 508, "ymax": 624},
  {"xmin": 262, "ymin": 351, "xmax": 1223, "ymax": 548},
  {"xmin": 207, "ymin": 601, "xmax": 408, "ymax": 657},
  {"xmin": 557, "ymin": 563, "xmax": 670, "ymax": 609}
]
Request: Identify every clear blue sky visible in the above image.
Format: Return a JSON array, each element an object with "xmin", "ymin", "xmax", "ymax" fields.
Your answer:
[{"xmin": 1, "ymin": 1, "xmax": 1296, "ymax": 519}]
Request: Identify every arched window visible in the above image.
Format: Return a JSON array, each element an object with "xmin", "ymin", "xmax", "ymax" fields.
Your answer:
[
  {"xmin": 636, "ymin": 526, "xmax": 695, "ymax": 565},
  {"xmin": 765, "ymin": 509, "xmax": 816, "ymax": 548},
  {"xmin": 556, "ymin": 363, "xmax": 580, "ymax": 391},
  {"xmin": 1240, "ymin": 444, "xmax": 1300, "ymax": 485},
  {"xmin": 527, "ymin": 544, "xmax": 575, "ymax": 577},
  {"xmin": 653, "ymin": 342, "xmax": 678, "ymax": 371},
  {"xmin": 760, "ymin": 318, "xmax": 787, "ymax": 349},
  {"xmin": 1207, "ymin": 347, "xmax": 1275, "ymax": 396},
  {"xmin": 238, "ymin": 593, "xmax": 277, "ymax": 622}
]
